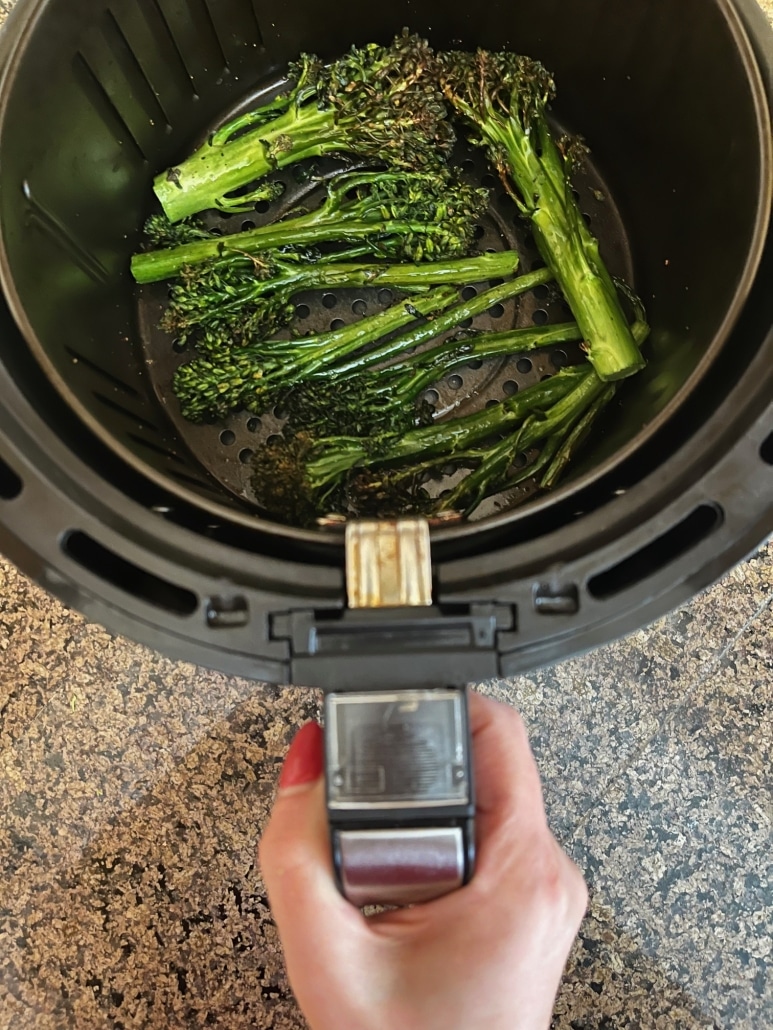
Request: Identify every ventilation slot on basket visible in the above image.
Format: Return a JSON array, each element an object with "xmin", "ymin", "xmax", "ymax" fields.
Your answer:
[
  {"xmin": 23, "ymin": 182, "xmax": 110, "ymax": 285},
  {"xmin": 66, "ymin": 349, "xmax": 140, "ymax": 398},
  {"xmin": 62, "ymin": 531, "xmax": 197, "ymax": 615},
  {"xmin": 72, "ymin": 53, "xmax": 148, "ymax": 164},
  {"xmin": 760, "ymin": 431, "xmax": 773, "ymax": 466},
  {"xmin": 101, "ymin": 9, "xmax": 170, "ymax": 127},
  {"xmin": 93, "ymin": 393, "xmax": 161, "ymax": 433},
  {"xmin": 0, "ymin": 455, "xmax": 22, "ymax": 500},
  {"xmin": 588, "ymin": 504, "xmax": 723, "ymax": 600},
  {"xmin": 114, "ymin": 0, "xmax": 197, "ymax": 109},
  {"xmin": 205, "ymin": 0, "xmax": 264, "ymax": 59}
]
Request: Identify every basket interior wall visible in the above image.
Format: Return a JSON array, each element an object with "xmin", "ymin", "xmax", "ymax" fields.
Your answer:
[{"xmin": 0, "ymin": 0, "xmax": 765, "ymax": 518}]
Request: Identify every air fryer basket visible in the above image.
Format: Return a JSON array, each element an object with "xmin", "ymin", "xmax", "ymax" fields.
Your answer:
[{"xmin": 0, "ymin": 0, "xmax": 769, "ymax": 688}]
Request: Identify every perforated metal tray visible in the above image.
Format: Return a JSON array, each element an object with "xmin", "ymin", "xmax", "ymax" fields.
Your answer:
[{"xmin": 137, "ymin": 85, "xmax": 634, "ymax": 522}]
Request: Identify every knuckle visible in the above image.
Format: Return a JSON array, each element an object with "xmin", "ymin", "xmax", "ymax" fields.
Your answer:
[{"xmin": 529, "ymin": 842, "xmax": 587, "ymax": 925}]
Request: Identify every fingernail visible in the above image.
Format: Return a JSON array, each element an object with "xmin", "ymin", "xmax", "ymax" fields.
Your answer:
[{"xmin": 279, "ymin": 721, "xmax": 324, "ymax": 790}]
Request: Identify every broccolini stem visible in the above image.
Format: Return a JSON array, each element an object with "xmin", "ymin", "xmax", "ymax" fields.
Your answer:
[
  {"xmin": 136, "ymin": 171, "xmax": 489, "ymax": 282},
  {"xmin": 155, "ymin": 107, "xmax": 340, "ymax": 223},
  {"xmin": 326, "ymin": 267, "xmax": 554, "ymax": 377},
  {"xmin": 379, "ymin": 321, "xmax": 583, "ymax": 399},
  {"xmin": 540, "ymin": 384, "xmax": 616, "ymax": 489},
  {"xmin": 439, "ymin": 50, "xmax": 647, "ymax": 382},
  {"xmin": 492, "ymin": 119, "xmax": 644, "ymax": 383},
  {"xmin": 134, "ymin": 218, "xmax": 471, "ymax": 284},
  {"xmin": 305, "ymin": 368, "xmax": 588, "ymax": 492},
  {"xmin": 173, "ymin": 286, "xmax": 461, "ymax": 422},
  {"xmin": 168, "ymin": 250, "xmax": 524, "ymax": 348},
  {"xmin": 441, "ymin": 369, "xmax": 607, "ymax": 512}
]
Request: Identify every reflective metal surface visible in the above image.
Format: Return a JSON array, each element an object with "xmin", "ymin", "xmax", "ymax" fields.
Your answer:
[
  {"xmin": 337, "ymin": 827, "xmax": 466, "ymax": 907},
  {"xmin": 345, "ymin": 519, "xmax": 433, "ymax": 609}
]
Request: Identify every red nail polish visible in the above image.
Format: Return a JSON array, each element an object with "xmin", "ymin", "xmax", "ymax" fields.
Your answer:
[{"xmin": 279, "ymin": 721, "xmax": 324, "ymax": 789}]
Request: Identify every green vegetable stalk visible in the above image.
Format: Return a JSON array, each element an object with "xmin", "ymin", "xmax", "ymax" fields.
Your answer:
[
  {"xmin": 287, "ymin": 320, "xmax": 581, "ymax": 436},
  {"xmin": 155, "ymin": 32, "xmax": 454, "ymax": 222},
  {"xmin": 438, "ymin": 49, "xmax": 646, "ymax": 383},
  {"xmin": 163, "ymin": 249, "xmax": 523, "ymax": 356},
  {"xmin": 250, "ymin": 368, "xmax": 589, "ymax": 522},
  {"xmin": 174, "ymin": 286, "xmax": 459, "ymax": 421},
  {"xmin": 249, "ymin": 315, "xmax": 650, "ymax": 522},
  {"xmin": 133, "ymin": 172, "xmax": 490, "ymax": 284},
  {"xmin": 174, "ymin": 267, "xmax": 554, "ymax": 421}
]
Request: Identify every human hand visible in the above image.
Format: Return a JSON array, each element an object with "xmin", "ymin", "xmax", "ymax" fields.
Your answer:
[{"xmin": 259, "ymin": 691, "xmax": 588, "ymax": 1030}]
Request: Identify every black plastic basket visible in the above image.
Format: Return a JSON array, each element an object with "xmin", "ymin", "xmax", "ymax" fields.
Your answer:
[{"xmin": 0, "ymin": 0, "xmax": 769, "ymax": 687}]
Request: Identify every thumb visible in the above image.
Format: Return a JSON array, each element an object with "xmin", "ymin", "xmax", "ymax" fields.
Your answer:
[{"xmin": 259, "ymin": 723, "xmax": 363, "ymax": 975}]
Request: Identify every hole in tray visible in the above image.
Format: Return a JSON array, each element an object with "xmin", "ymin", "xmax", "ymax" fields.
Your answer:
[
  {"xmin": 532, "ymin": 309, "xmax": 549, "ymax": 325},
  {"xmin": 760, "ymin": 431, "xmax": 773, "ymax": 465},
  {"xmin": 461, "ymin": 286, "xmax": 478, "ymax": 301},
  {"xmin": 458, "ymin": 318, "xmax": 473, "ymax": 330},
  {"xmin": 239, "ymin": 448, "xmax": 254, "ymax": 464},
  {"xmin": 266, "ymin": 434, "xmax": 283, "ymax": 446},
  {"xmin": 247, "ymin": 417, "xmax": 262, "ymax": 433},
  {"xmin": 255, "ymin": 199, "xmax": 271, "ymax": 214},
  {"xmin": 468, "ymin": 358, "xmax": 484, "ymax": 370},
  {"xmin": 534, "ymin": 284, "xmax": 550, "ymax": 300},
  {"xmin": 0, "ymin": 455, "xmax": 22, "ymax": 500},
  {"xmin": 481, "ymin": 173, "xmax": 497, "ymax": 188},
  {"xmin": 503, "ymin": 380, "xmax": 518, "ymax": 396},
  {"xmin": 588, "ymin": 504, "xmax": 723, "ymax": 600},
  {"xmin": 516, "ymin": 358, "xmax": 533, "ymax": 374},
  {"xmin": 424, "ymin": 389, "xmax": 440, "ymax": 406},
  {"xmin": 551, "ymin": 350, "xmax": 568, "ymax": 370},
  {"xmin": 352, "ymin": 299, "xmax": 367, "ymax": 316},
  {"xmin": 322, "ymin": 293, "xmax": 337, "ymax": 309},
  {"xmin": 241, "ymin": 220, "xmax": 256, "ymax": 232},
  {"xmin": 448, "ymin": 374, "xmax": 463, "ymax": 390},
  {"xmin": 62, "ymin": 531, "xmax": 197, "ymax": 615},
  {"xmin": 489, "ymin": 303, "xmax": 505, "ymax": 319},
  {"xmin": 172, "ymin": 338, "xmax": 187, "ymax": 353},
  {"xmin": 474, "ymin": 224, "xmax": 486, "ymax": 240},
  {"xmin": 378, "ymin": 289, "xmax": 393, "ymax": 306},
  {"xmin": 330, "ymin": 318, "xmax": 346, "ymax": 331},
  {"xmin": 296, "ymin": 303, "xmax": 310, "ymax": 319},
  {"xmin": 220, "ymin": 430, "xmax": 236, "ymax": 446}
]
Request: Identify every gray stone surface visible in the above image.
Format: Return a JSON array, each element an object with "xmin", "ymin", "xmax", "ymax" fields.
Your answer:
[
  {"xmin": 0, "ymin": 1, "xmax": 771, "ymax": 1027},
  {"xmin": 0, "ymin": 550, "xmax": 769, "ymax": 1030}
]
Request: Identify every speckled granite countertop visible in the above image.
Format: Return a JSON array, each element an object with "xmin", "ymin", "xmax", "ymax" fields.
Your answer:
[{"xmin": 0, "ymin": 1, "xmax": 771, "ymax": 1027}]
